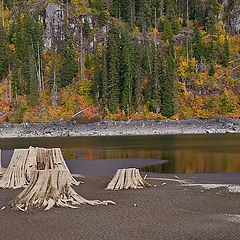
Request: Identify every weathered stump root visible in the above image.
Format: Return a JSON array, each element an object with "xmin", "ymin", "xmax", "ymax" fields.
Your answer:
[
  {"xmin": 10, "ymin": 170, "xmax": 115, "ymax": 211},
  {"xmin": 0, "ymin": 147, "xmax": 79, "ymax": 189},
  {"xmin": 106, "ymin": 168, "xmax": 151, "ymax": 190}
]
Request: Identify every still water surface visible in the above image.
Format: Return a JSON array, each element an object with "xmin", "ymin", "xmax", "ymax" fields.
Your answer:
[{"xmin": 0, "ymin": 134, "xmax": 240, "ymax": 174}]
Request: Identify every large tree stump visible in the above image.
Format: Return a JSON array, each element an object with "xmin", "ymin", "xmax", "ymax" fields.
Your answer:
[
  {"xmin": 10, "ymin": 170, "xmax": 115, "ymax": 211},
  {"xmin": 106, "ymin": 168, "xmax": 151, "ymax": 190},
  {"xmin": 0, "ymin": 149, "xmax": 6, "ymax": 176},
  {"xmin": 0, "ymin": 147, "xmax": 79, "ymax": 189}
]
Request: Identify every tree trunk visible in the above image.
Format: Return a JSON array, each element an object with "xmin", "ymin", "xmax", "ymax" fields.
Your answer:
[
  {"xmin": 52, "ymin": 64, "xmax": 57, "ymax": 109},
  {"xmin": 106, "ymin": 168, "xmax": 151, "ymax": 190},
  {"xmin": 0, "ymin": 147, "xmax": 79, "ymax": 189},
  {"xmin": 1, "ymin": 0, "xmax": 4, "ymax": 27},
  {"xmin": 10, "ymin": 169, "xmax": 115, "ymax": 211}
]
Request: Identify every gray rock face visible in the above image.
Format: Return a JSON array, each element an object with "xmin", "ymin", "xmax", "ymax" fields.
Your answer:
[
  {"xmin": 228, "ymin": 1, "xmax": 240, "ymax": 34},
  {"xmin": 43, "ymin": 3, "xmax": 65, "ymax": 49}
]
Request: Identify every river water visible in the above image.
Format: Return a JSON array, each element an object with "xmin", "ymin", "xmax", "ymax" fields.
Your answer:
[{"xmin": 0, "ymin": 134, "xmax": 240, "ymax": 175}]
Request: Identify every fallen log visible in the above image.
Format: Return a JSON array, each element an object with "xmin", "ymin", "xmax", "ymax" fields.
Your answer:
[
  {"xmin": 106, "ymin": 168, "xmax": 151, "ymax": 190},
  {"xmin": 10, "ymin": 169, "xmax": 115, "ymax": 211},
  {"xmin": 0, "ymin": 147, "xmax": 79, "ymax": 189}
]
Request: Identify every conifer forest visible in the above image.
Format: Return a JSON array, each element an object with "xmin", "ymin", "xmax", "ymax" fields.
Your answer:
[{"xmin": 0, "ymin": 0, "xmax": 239, "ymax": 123}]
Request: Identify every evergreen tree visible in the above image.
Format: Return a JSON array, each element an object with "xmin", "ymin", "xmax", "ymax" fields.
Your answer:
[
  {"xmin": 0, "ymin": 21, "xmax": 7, "ymax": 80},
  {"xmin": 162, "ymin": 19, "xmax": 174, "ymax": 41},
  {"xmin": 221, "ymin": 33, "xmax": 230, "ymax": 67},
  {"xmin": 161, "ymin": 40, "xmax": 177, "ymax": 117},
  {"xmin": 29, "ymin": 49, "xmax": 38, "ymax": 106},
  {"xmin": 192, "ymin": 22, "xmax": 203, "ymax": 62},
  {"xmin": 93, "ymin": 52, "xmax": 101, "ymax": 105},
  {"xmin": 209, "ymin": 60, "xmax": 215, "ymax": 76},
  {"xmin": 11, "ymin": 57, "xmax": 21, "ymax": 98},
  {"xmin": 120, "ymin": 27, "xmax": 133, "ymax": 114},
  {"xmin": 106, "ymin": 27, "xmax": 120, "ymax": 113},
  {"xmin": 133, "ymin": 40, "xmax": 143, "ymax": 112},
  {"xmin": 22, "ymin": 12, "xmax": 34, "ymax": 94},
  {"xmin": 208, "ymin": 37, "xmax": 216, "ymax": 76},
  {"xmin": 150, "ymin": 44, "xmax": 162, "ymax": 113},
  {"xmin": 101, "ymin": 49, "xmax": 108, "ymax": 110},
  {"xmin": 59, "ymin": 36, "xmax": 78, "ymax": 87},
  {"xmin": 134, "ymin": 0, "xmax": 151, "ymax": 34}
]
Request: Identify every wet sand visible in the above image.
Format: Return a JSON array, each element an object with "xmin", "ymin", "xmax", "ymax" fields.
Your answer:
[{"xmin": 1, "ymin": 173, "xmax": 240, "ymax": 240}]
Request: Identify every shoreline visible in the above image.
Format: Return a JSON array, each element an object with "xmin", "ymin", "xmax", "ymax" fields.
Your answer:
[{"xmin": 0, "ymin": 117, "xmax": 240, "ymax": 138}]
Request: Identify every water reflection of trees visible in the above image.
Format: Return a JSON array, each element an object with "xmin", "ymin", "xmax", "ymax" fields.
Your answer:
[{"xmin": 62, "ymin": 148, "xmax": 240, "ymax": 174}]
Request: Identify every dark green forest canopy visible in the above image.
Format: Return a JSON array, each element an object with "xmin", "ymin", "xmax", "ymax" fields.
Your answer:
[{"xmin": 0, "ymin": 0, "xmax": 239, "ymax": 122}]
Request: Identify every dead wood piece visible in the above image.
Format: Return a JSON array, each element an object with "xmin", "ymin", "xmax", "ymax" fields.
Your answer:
[
  {"xmin": 106, "ymin": 168, "xmax": 151, "ymax": 190},
  {"xmin": 0, "ymin": 149, "xmax": 30, "ymax": 189},
  {"xmin": 0, "ymin": 147, "xmax": 79, "ymax": 189},
  {"xmin": 10, "ymin": 170, "xmax": 115, "ymax": 211}
]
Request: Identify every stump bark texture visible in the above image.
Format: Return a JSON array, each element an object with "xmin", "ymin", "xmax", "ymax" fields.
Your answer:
[
  {"xmin": 0, "ymin": 147, "xmax": 79, "ymax": 189},
  {"xmin": 106, "ymin": 168, "xmax": 151, "ymax": 190},
  {"xmin": 10, "ymin": 170, "xmax": 115, "ymax": 211}
]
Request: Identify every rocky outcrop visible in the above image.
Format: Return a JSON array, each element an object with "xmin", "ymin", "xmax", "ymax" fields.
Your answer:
[
  {"xmin": 43, "ymin": 3, "xmax": 65, "ymax": 49},
  {"xmin": 227, "ymin": 0, "xmax": 240, "ymax": 35}
]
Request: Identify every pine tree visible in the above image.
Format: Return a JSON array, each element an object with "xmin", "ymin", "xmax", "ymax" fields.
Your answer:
[{"xmin": 221, "ymin": 33, "xmax": 230, "ymax": 67}]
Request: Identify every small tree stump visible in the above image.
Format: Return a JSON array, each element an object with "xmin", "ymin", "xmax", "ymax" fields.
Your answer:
[
  {"xmin": 0, "ymin": 147, "xmax": 79, "ymax": 189},
  {"xmin": 10, "ymin": 169, "xmax": 115, "ymax": 211},
  {"xmin": 106, "ymin": 168, "xmax": 151, "ymax": 190}
]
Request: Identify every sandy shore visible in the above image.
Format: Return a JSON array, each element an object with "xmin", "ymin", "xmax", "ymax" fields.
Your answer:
[
  {"xmin": 1, "ymin": 173, "xmax": 240, "ymax": 240},
  {"xmin": 0, "ymin": 117, "xmax": 240, "ymax": 138}
]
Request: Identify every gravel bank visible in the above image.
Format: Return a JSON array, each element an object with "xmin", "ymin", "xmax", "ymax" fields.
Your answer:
[{"xmin": 0, "ymin": 117, "xmax": 240, "ymax": 138}]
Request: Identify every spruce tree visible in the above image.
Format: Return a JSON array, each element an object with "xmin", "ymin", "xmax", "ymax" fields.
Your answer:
[{"xmin": 221, "ymin": 33, "xmax": 230, "ymax": 67}]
